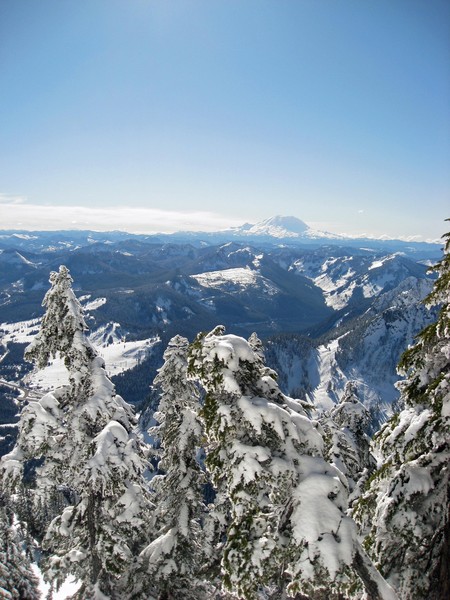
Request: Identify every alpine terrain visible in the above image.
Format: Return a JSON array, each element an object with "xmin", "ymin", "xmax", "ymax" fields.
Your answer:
[{"xmin": 0, "ymin": 216, "xmax": 448, "ymax": 599}]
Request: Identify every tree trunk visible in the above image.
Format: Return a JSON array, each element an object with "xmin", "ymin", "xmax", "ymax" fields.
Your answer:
[{"xmin": 87, "ymin": 492, "xmax": 102, "ymax": 585}]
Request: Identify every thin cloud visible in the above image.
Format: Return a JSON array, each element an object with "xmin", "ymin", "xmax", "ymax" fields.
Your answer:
[
  {"xmin": 0, "ymin": 202, "xmax": 437, "ymax": 242},
  {"xmin": 0, "ymin": 193, "xmax": 27, "ymax": 205},
  {"xmin": 308, "ymin": 221, "xmax": 432, "ymax": 243},
  {"xmin": 0, "ymin": 201, "xmax": 243, "ymax": 234}
]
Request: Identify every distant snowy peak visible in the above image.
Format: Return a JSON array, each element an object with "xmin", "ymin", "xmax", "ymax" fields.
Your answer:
[
  {"xmin": 246, "ymin": 216, "xmax": 309, "ymax": 237},
  {"xmin": 232, "ymin": 215, "xmax": 342, "ymax": 240}
]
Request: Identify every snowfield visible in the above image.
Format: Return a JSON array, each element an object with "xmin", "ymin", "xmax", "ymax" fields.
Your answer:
[
  {"xmin": 0, "ymin": 318, "xmax": 42, "ymax": 345},
  {"xmin": 0, "ymin": 296, "xmax": 108, "ymax": 346},
  {"xmin": 25, "ymin": 334, "xmax": 159, "ymax": 391},
  {"xmin": 82, "ymin": 296, "xmax": 107, "ymax": 311},
  {"xmin": 1, "ymin": 305, "xmax": 159, "ymax": 392},
  {"xmin": 191, "ymin": 267, "xmax": 280, "ymax": 295}
]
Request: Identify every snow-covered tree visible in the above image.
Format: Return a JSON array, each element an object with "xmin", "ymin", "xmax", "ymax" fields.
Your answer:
[
  {"xmin": 354, "ymin": 225, "xmax": 450, "ymax": 599},
  {"xmin": 0, "ymin": 493, "xmax": 40, "ymax": 600},
  {"xmin": 139, "ymin": 335, "xmax": 208, "ymax": 599},
  {"xmin": 320, "ymin": 381, "xmax": 375, "ymax": 501},
  {"xmin": 1, "ymin": 266, "xmax": 151, "ymax": 599},
  {"xmin": 24, "ymin": 265, "xmax": 90, "ymax": 373},
  {"xmin": 188, "ymin": 327, "xmax": 396, "ymax": 600},
  {"xmin": 188, "ymin": 327, "xmax": 284, "ymax": 597}
]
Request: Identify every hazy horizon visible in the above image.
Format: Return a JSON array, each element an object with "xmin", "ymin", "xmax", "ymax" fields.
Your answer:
[{"xmin": 0, "ymin": 206, "xmax": 444, "ymax": 243}]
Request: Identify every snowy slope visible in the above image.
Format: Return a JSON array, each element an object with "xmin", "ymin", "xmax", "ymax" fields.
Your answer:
[
  {"xmin": 0, "ymin": 249, "xmax": 39, "ymax": 267},
  {"xmin": 191, "ymin": 267, "xmax": 280, "ymax": 295},
  {"xmin": 1, "ymin": 294, "xmax": 109, "ymax": 346},
  {"xmin": 26, "ymin": 334, "xmax": 159, "ymax": 392},
  {"xmin": 265, "ymin": 277, "xmax": 435, "ymax": 428},
  {"xmin": 313, "ymin": 278, "xmax": 434, "ymax": 417},
  {"xmin": 1, "ymin": 298, "xmax": 160, "ymax": 393},
  {"xmin": 232, "ymin": 215, "xmax": 343, "ymax": 240},
  {"xmin": 289, "ymin": 251, "xmax": 429, "ymax": 310},
  {"xmin": 244, "ymin": 215, "xmax": 309, "ymax": 237}
]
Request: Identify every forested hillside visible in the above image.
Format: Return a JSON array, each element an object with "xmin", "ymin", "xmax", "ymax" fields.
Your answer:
[
  {"xmin": 0, "ymin": 227, "xmax": 440, "ymax": 449},
  {"xmin": 0, "ymin": 224, "xmax": 448, "ymax": 599}
]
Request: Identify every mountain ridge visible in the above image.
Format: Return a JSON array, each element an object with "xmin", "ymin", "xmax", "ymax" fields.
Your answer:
[{"xmin": 0, "ymin": 215, "xmax": 442, "ymax": 262}]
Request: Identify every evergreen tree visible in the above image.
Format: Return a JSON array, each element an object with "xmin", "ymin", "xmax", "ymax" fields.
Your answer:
[
  {"xmin": 320, "ymin": 381, "xmax": 375, "ymax": 502},
  {"xmin": 1, "ymin": 266, "xmax": 152, "ymax": 599},
  {"xmin": 139, "ymin": 335, "xmax": 208, "ymax": 599},
  {"xmin": 354, "ymin": 225, "xmax": 450, "ymax": 599},
  {"xmin": 0, "ymin": 493, "xmax": 40, "ymax": 600},
  {"xmin": 24, "ymin": 265, "xmax": 91, "ymax": 373},
  {"xmin": 188, "ymin": 327, "xmax": 396, "ymax": 600}
]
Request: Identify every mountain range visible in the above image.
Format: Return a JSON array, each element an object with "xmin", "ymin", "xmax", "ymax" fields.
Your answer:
[
  {"xmin": 0, "ymin": 215, "xmax": 442, "ymax": 256},
  {"xmin": 0, "ymin": 215, "xmax": 442, "ymax": 448}
]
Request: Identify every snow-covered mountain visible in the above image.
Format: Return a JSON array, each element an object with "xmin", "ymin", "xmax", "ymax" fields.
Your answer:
[
  {"xmin": 265, "ymin": 276, "xmax": 436, "ymax": 430},
  {"xmin": 286, "ymin": 249, "xmax": 428, "ymax": 310},
  {"xmin": 191, "ymin": 267, "xmax": 280, "ymax": 296},
  {"xmin": 0, "ymin": 233, "xmax": 435, "ymax": 357},
  {"xmin": 0, "ymin": 224, "xmax": 441, "ymax": 444},
  {"xmin": 0, "ymin": 218, "xmax": 442, "ymax": 261},
  {"xmin": 230, "ymin": 215, "xmax": 342, "ymax": 240}
]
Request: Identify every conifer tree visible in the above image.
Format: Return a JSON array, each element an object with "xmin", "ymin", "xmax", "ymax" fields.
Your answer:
[
  {"xmin": 1, "ymin": 266, "xmax": 151, "ymax": 599},
  {"xmin": 139, "ymin": 335, "xmax": 208, "ymax": 599},
  {"xmin": 0, "ymin": 493, "xmax": 40, "ymax": 600},
  {"xmin": 188, "ymin": 327, "xmax": 396, "ymax": 600},
  {"xmin": 320, "ymin": 381, "xmax": 375, "ymax": 501},
  {"xmin": 354, "ymin": 225, "xmax": 450, "ymax": 599}
]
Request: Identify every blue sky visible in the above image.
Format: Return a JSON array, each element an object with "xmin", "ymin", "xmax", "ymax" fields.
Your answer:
[{"xmin": 1, "ymin": 0, "xmax": 449, "ymax": 239}]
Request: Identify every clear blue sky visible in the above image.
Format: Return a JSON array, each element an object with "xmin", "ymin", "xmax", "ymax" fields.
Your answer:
[{"xmin": 1, "ymin": 0, "xmax": 449, "ymax": 239}]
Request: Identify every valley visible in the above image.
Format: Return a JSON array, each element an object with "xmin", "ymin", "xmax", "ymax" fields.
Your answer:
[{"xmin": 0, "ymin": 218, "xmax": 441, "ymax": 448}]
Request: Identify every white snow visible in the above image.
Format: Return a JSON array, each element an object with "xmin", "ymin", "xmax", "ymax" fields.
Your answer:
[
  {"xmin": 0, "ymin": 318, "xmax": 41, "ymax": 345},
  {"xmin": 361, "ymin": 271, "xmax": 397, "ymax": 299},
  {"xmin": 191, "ymin": 267, "xmax": 279, "ymax": 295},
  {"xmin": 369, "ymin": 259, "xmax": 385, "ymax": 270},
  {"xmin": 290, "ymin": 252, "xmax": 418, "ymax": 310},
  {"xmin": 89, "ymin": 322, "xmax": 124, "ymax": 346},
  {"xmin": 368, "ymin": 254, "xmax": 402, "ymax": 271},
  {"xmin": 153, "ymin": 297, "xmax": 171, "ymax": 325},
  {"xmin": 243, "ymin": 215, "xmax": 308, "ymax": 237},
  {"xmin": 32, "ymin": 564, "xmax": 81, "ymax": 600},
  {"xmin": 290, "ymin": 462, "xmax": 355, "ymax": 578},
  {"xmin": 252, "ymin": 253, "xmax": 264, "ymax": 268},
  {"xmin": 291, "ymin": 256, "xmax": 359, "ymax": 310},
  {"xmin": 26, "ymin": 335, "xmax": 159, "ymax": 391},
  {"xmin": 91, "ymin": 335, "xmax": 160, "ymax": 378},
  {"xmin": 83, "ymin": 297, "xmax": 107, "ymax": 311},
  {"xmin": 402, "ymin": 463, "xmax": 434, "ymax": 497},
  {"xmin": 0, "ymin": 293, "xmax": 107, "ymax": 345},
  {"xmin": 229, "ymin": 440, "xmax": 271, "ymax": 487},
  {"xmin": 308, "ymin": 339, "xmax": 344, "ymax": 412},
  {"xmin": 140, "ymin": 529, "xmax": 177, "ymax": 572},
  {"xmin": 238, "ymin": 215, "xmax": 344, "ymax": 240},
  {"xmin": 16, "ymin": 251, "xmax": 38, "ymax": 267},
  {"xmin": 384, "ymin": 407, "xmax": 432, "ymax": 446},
  {"xmin": 1, "ymin": 313, "xmax": 158, "ymax": 391},
  {"xmin": 88, "ymin": 420, "xmax": 130, "ymax": 484},
  {"xmin": 12, "ymin": 233, "xmax": 38, "ymax": 240}
]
